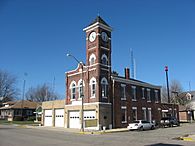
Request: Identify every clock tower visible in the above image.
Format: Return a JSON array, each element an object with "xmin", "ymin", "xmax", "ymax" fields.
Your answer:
[{"xmin": 83, "ymin": 16, "xmax": 112, "ymax": 103}]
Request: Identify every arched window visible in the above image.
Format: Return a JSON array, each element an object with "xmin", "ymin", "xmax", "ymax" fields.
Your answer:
[
  {"xmin": 90, "ymin": 77, "xmax": 96, "ymax": 97},
  {"xmin": 101, "ymin": 77, "xmax": 108, "ymax": 98},
  {"xmin": 78, "ymin": 79, "xmax": 85, "ymax": 98},
  {"xmin": 89, "ymin": 54, "xmax": 96, "ymax": 65},
  {"xmin": 70, "ymin": 81, "xmax": 76, "ymax": 99},
  {"xmin": 101, "ymin": 54, "xmax": 108, "ymax": 65}
]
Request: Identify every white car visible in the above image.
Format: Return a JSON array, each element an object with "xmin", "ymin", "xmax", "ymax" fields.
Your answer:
[{"xmin": 127, "ymin": 120, "xmax": 155, "ymax": 131}]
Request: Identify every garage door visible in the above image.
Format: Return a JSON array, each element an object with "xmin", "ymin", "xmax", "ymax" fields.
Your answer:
[
  {"xmin": 84, "ymin": 110, "xmax": 96, "ymax": 120},
  {"xmin": 55, "ymin": 109, "xmax": 64, "ymax": 127},
  {"xmin": 69, "ymin": 111, "xmax": 80, "ymax": 128},
  {"xmin": 44, "ymin": 110, "xmax": 52, "ymax": 126}
]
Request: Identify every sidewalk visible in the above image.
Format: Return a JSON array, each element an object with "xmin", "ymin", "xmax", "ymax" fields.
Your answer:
[{"xmin": 26, "ymin": 125, "xmax": 129, "ymax": 134}]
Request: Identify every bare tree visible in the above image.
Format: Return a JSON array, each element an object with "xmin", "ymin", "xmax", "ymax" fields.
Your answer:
[
  {"xmin": 161, "ymin": 79, "xmax": 184, "ymax": 104},
  {"xmin": 25, "ymin": 83, "xmax": 58, "ymax": 102},
  {"xmin": 0, "ymin": 70, "xmax": 18, "ymax": 102}
]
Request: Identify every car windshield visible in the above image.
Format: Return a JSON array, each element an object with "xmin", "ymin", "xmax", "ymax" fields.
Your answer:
[{"xmin": 133, "ymin": 121, "xmax": 140, "ymax": 123}]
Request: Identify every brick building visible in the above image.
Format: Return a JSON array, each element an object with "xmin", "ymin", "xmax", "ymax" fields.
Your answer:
[{"xmin": 42, "ymin": 16, "xmax": 178, "ymax": 130}]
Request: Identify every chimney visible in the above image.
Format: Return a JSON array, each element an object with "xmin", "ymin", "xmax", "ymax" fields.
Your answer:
[{"xmin": 125, "ymin": 68, "xmax": 130, "ymax": 79}]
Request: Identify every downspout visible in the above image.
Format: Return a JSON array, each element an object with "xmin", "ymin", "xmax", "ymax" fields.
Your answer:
[{"xmin": 112, "ymin": 77, "xmax": 115, "ymax": 128}]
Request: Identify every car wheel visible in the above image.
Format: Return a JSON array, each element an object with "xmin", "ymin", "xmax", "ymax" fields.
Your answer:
[
  {"xmin": 139, "ymin": 126, "xmax": 144, "ymax": 131},
  {"xmin": 151, "ymin": 125, "xmax": 154, "ymax": 130}
]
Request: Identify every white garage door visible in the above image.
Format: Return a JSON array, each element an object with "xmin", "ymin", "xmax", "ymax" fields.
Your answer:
[
  {"xmin": 84, "ymin": 110, "xmax": 96, "ymax": 120},
  {"xmin": 44, "ymin": 110, "xmax": 52, "ymax": 126},
  {"xmin": 55, "ymin": 109, "xmax": 64, "ymax": 127},
  {"xmin": 69, "ymin": 111, "xmax": 80, "ymax": 129}
]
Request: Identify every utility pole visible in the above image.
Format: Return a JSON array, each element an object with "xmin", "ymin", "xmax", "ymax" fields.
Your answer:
[{"xmin": 165, "ymin": 66, "xmax": 170, "ymax": 103}]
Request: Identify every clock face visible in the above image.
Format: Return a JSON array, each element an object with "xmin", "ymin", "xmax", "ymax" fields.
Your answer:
[
  {"xmin": 101, "ymin": 32, "xmax": 108, "ymax": 42},
  {"xmin": 89, "ymin": 31, "xmax": 96, "ymax": 42}
]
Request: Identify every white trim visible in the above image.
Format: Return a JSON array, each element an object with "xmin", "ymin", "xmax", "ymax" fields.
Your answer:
[
  {"xmin": 65, "ymin": 63, "xmax": 80, "ymax": 74},
  {"xmin": 83, "ymin": 22, "xmax": 112, "ymax": 32},
  {"xmin": 131, "ymin": 86, "xmax": 136, "ymax": 101},
  {"xmin": 142, "ymin": 107, "xmax": 146, "ymax": 110},
  {"xmin": 101, "ymin": 68, "xmax": 109, "ymax": 71},
  {"xmin": 132, "ymin": 107, "xmax": 137, "ymax": 110},
  {"xmin": 65, "ymin": 102, "xmax": 112, "ymax": 107},
  {"xmin": 121, "ymin": 84, "xmax": 126, "ymax": 100},
  {"xmin": 89, "ymin": 68, "xmax": 96, "ymax": 71},
  {"xmin": 101, "ymin": 46, "xmax": 110, "ymax": 51},
  {"xmin": 90, "ymin": 77, "xmax": 96, "ymax": 98},
  {"xmin": 69, "ymin": 81, "xmax": 76, "ymax": 89},
  {"xmin": 162, "ymin": 110, "xmax": 168, "ymax": 112},
  {"xmin": 89, "ymin": 53, "xmax": 96, "ymax": 65},
  {"xmin": 101, "ymin": 77, "xmax": 108, "ymax": 84},
  {"xmin": 121, "ymin": 97, "xmax": 127, "ymax": 100},
  {"xmin": 121, "ymin": 106, "xmax": 127, "ymax": 109},
  {"xmin": 100, "ymin": 63, "xmax": 111, "ymax": 68},
  {"xmin": 158, "ymin": 108, "xmax": 161, "ymax": 110},
  {"xmin": 67, "ymin": 71, "xmax": 86, "ymax": 77},
  {"xmin": 78, "ymin": 79, "xmax": 85, "ymax": 87},
  {"xmin": 142, "ymin": 88, "xmax": 145, "ymax": 99},
  {"xmin": 88, "ymin": 46, "xmax": 96, "ymax": 50},
  {"xmin": 67, "ymin": 68, "xmax": 96, "ymax": 77},
  {"xmin": 148, "ymin": 108, "xmax": 151, "ymax": 110},
  {"xmin": 121, "ymin": 106, "xmax": 127, "ymax": 124},
  {"xmin": 88, "ymin": 63, "xmax": 99, "ymax": 67},
  {"xmin": 101, "ymin": 54, "xmax": 108, "ymax": 64}
]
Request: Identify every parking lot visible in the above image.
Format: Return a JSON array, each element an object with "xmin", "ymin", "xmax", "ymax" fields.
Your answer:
[{"xmin": 0, "ymin": 123, "xmax": 195, "ymax": 146}]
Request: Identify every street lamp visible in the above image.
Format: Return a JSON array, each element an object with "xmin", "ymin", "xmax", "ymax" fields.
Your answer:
[{"xmin": 67, "ymin": 53, "xmax": 84, "ymax": 132}]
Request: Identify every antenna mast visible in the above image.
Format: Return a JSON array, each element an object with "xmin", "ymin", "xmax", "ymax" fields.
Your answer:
[{"xmin": 130, "ymin": 48, "xmax": 136, "ymax": 79}]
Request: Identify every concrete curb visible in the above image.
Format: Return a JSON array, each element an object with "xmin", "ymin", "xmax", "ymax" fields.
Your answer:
[
  {"xmin": 78, "ymin": 128, "xmax": 129, "ymax": 135},
  {"xmin": 177, "ymin": 135, "xmax": 195, "ymax": 142}
]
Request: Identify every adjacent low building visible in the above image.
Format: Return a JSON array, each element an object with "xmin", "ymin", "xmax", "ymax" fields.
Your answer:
[
  {"xmin": 42, "ymin": 16, "xmax": 179, "ymax": 130},
  {"xmin": 0, "ymin": 100, "xmax": 38, "ymax": 121}
]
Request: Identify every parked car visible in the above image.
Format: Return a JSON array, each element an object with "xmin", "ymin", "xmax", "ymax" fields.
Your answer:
[
  {"xmin": 127, "ymin": 120, "xmax": 155, "ymax": 131},
  {"xmin": 160, "ymin": 117, "xmax": 180, "ymax": 127}
]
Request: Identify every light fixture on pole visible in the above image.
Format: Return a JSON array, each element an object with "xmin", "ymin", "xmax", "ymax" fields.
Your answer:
[{"xmin": 67, "ymin": 53, "xmax": 84, "ymax": 132}]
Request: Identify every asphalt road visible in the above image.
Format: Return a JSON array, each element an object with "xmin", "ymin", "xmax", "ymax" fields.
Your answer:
[{"xmin": 0, "ymin": 124, "xmax": 195, "ymax": 146}]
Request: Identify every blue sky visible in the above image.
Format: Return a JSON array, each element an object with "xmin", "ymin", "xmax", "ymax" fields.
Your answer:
[{"xmin": 0, "ymin": 0, "xmax": 195, "ymax": 99}]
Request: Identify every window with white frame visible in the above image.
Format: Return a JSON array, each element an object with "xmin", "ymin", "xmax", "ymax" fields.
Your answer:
[
  {"xmin": 101, "ymin": 77, "xmax": 108, "ymax": 98},
  {"xmin": 155, "ymin": 90, "xmax": 159, "ymax": 103},
  {"xmin": 132, "ymin": 86, "xmax": 136, "ymax": 101},
  {"xmin": 121, "ymin": 106, "xmax": 127, "ymax": 123},
  {"xmin": 148, "ymin": 108, "xmax": 152, "ymax": 122},
  {"xmin": 101, "ymin": 54, "xmax": 108, "ymax": 65},
  {"xmin": 142, "ymin": 88, "xmax": 145, "ymax": 99},
  {"xmin": 89, "ymin": 54, "xmax": 96, "ymax": 65},
  {"xmin": 90, "ymin": 77, "xmax": 96, "ymax": 98},
  {"xmin": 147, "ymin": 88, "xmax": 151, "ymax": 102},
  {"xmin": 132, "ymin": 107, "xmax": 137, "ymax": 121},
  {"xmin": 142, "ymin": 107, "xmax": 147, "ymax": 121},
  {"xmin": 121, "ymin": 84, "xmax": 126, "ymax": 100},
  {"xmin": 70, "ymin": 81, "xmax": 76, "ymax": 99},
  {"xmin": 78, "ymin": 79, "xmax": 85, "ymax": 98}
]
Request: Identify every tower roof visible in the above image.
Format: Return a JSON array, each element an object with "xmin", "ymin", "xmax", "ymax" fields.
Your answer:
[{"xmin": 88, "ymin": 16, "xmax": 110, "ymax": 27}]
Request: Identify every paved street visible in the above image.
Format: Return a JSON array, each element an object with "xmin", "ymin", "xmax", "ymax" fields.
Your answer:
[{"xmin": 1, "ymin": 124, "xmax": 195, "ymax": 146}]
